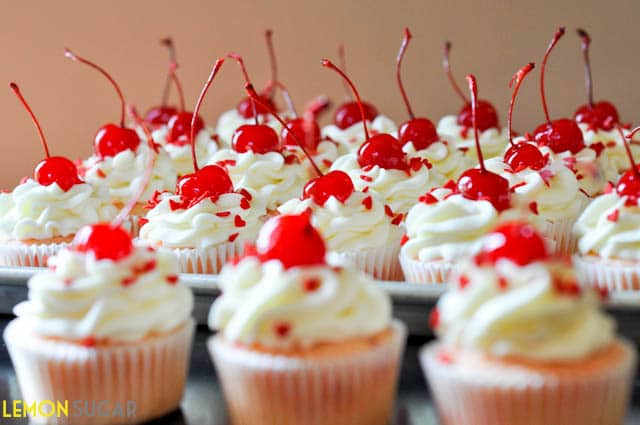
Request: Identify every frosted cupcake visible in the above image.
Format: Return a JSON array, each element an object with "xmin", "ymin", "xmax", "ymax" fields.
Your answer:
[
  {"xmin": 278, "ymin": 170, "xmax": 403, "ymax": 280},
  {"xmin": 0, "ymin": 82, "xmax": 118, "ymax": 266},
  {"xmin": 421, "ymin": 221, "xmax": 637, "ymax": 425},
  {"xmin": 208, "ymin": 213, "xmax": 406, "ymax": 425},
  {"xmin": 4, "ymin": 223, "xmax": 195, "ymax": 425}
]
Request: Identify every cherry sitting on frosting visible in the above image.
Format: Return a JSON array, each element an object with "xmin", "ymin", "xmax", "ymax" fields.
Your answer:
[
  {"xmin": 65, "ymin": 48, "xmax": 141, "ymax": 159},
  {"xmin": 303, "ymin": 170, "xmax": 354, "ymax": 206},
  {"xmin": 167, "ymin": 113, "xmax": 205, "ymax": 146},
  {"xmin": 177, "ymin": 164, "xmax": 234, "ymax": 201},
  {"xmin": 443, "ymin": 41, "xmax": 498, "ymax": 132},
  {"xmin": 615, "ymin": 126, "xmax": 640, "ymax": 198},
  {"xmin": 475, "ymin": 222, "xmax": 548, "ymax": 266},
  {"xmin": 73, "ymin": 223, "xmax": 134, "ymax": 261},
  {"xmin": 503, "ymin": 63, "xmax": 547, "ymax": 172},
  {"xmin": 573, "ymin": 29, "xmax": 620, "ymax": 131},
  {"xmin": 396, "ymin": 28, "xmax": 439, "ymax": 150},
  {"xmin": 145, "ymin": 38, "xmax": 180, "ymax": 127},
  {"xmin": 10, "ymin": 83, "xmax": 82, "ymax": 192},
  {"xmin": 282, "ymin": 118, "xmax": 321, "ymax": 150},
  {"xmin": 256, "ymin": 213, "xmax": 326, "ymax": 269},
  {"xmin": 532, "ymin": 28, "xmax": 586, "ymax": 155},
  {"xmin": 457, "ymin": 75, "xmax": 511, "ymax": 212}
]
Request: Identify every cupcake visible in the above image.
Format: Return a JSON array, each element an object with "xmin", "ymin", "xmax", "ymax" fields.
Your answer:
[
  {"xmin": 420, "ymin": 221, "xmax": 637, "ymax": 425},
  {"xmin": 4, "ymin": 222, "xmax": 195, "ymax": 425},
  {"xmin": 0, "ymin": 82, "xmax": 118, "ymax": 266},
  {"xmin": 208, "ymin": 213, "xmax": 407, "ymax": 425},
  {"xmin": 278, "ymin": 170, "xmax": 404, "ymax": 280}
]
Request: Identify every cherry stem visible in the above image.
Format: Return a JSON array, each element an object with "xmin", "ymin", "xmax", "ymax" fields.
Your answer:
[
  {"xmin": 539, "ymin": 27, "xmax": 565, "ymax": 125},
  {"xmin": 303, "ymin": 95, "xmax": 331, "ymax": 122},
  {"xmin": 466, "ymin": 74, "xmax": 485, "ymax": 172},
  {"xmin": 228, "ymin": 52, "xmax": 259, "ymax": 125},
  {"xmin": 190, "ymin": 58, "xmax": 225, "ymax": 173},
  {"xmin": 245, "ymin": 83, "xmax": 323, "ymax": 177},
  {"xmin": 443, "ymin": 41, "xmax": 468, "ymax": 103},
  {"xmin": 112, "ymin": 105, "xmax": 158, "ymax": 228},
  {"xmin": 321, "ymin": 59, "xmax": 370, "ymax": 140},
  {"xmin": 337, "ymin": 44, "xmax": 353, "ymax": 100},
  {"xmin": 169, "ymin": 62, "xmax": 186, "ymax": 111},
  {"xmin": 9, "ymin": 83, "xmax": 50, "ymax": 158},
  {"xmin": 396, "ymin": 27, "xmax": 415, "ymax": 120},
  {"xmin": 507, "ymin": 63, "xmax": 536, "ymax": 146},
  {"xmin": 265, "ymin": 30, "xmax": 278, "ymax": 98},
  {"xmin": 128, "ymin": 105, "xmax": 159, "ymax": 153},
  {"xmin": 267, "ymin": 79, "xmax": 298, "ymax": 117},
  {"xmin": 577, "ymin": 29, "xmax": 594, "ymax": 108},
  {"xmin": 622, "ymin": 125, "xmax": 640, "ymax": 178},
  {"xmin": 160, "ymin": 37, "xmax": 176, "ymax": 106},
  {"xmin": 64, "ymin": 48, "xmax": 127, "ymax": 128}
]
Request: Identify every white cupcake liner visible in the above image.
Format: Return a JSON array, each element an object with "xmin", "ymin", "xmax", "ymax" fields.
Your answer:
[
  {"xmin": 3, "ymin": 318, "xmax": 195, "ymax": 425},
  {"xmin": 328, "ymin": 244, "xmax": 402, "ymax": 281},
  {"xmin": 169, "ymin": 240, "xmax": 244, "ymax": 274},
  {"xmin": 208, "ymin": 320, "xmax": 407, "ymax": 425},
  {"xmin": 399, "ymin": 254, "xmax": 453, "ymax": 285},
  {"xmin": 0, "ymin": 241, "xmax": 69, "ymax": 267},
  {"xmin": 420, "ymin": 340, "xmax": 637, "ymax": 425},
  {"xmin": 538, "ymin": 218, "xmax": 578, "ymax": 256},
  {"xmin": 574, "ymin": 255, "xmax": 640, "ymax": 292}
]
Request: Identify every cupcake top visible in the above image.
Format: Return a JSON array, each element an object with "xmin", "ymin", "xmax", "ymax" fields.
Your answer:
[
  {"xmin": 82, "ymin": 142, "xmax": 177, "ymax": 205},
  {"xmin": 209, "ymin": 213, "xmax": 392, "ymax": 349},
  {"xmin": 322, "ymin": 115, "xmax": 398, "ymax": 154},
  {"xmin": 432, "ymin": 222, "xmax": 614, "ymax": 361},
  {"xmin": 437, "ymin": 115, "xmax": 509, "ymax": 159},
  {"xmin": 13, "ymin": 224, "xmax": 193, "ymax": 343},
  {"xmin": 151, "ymin": 125, "xmax": 219, "ymax": 176},
  {"xmin": 277, "ymin": 171, "xmax": 402, "ymax": 252},
  {"xmin": 578, "ymin": 124, "xmax": 640, "ymax": 175},
  {"xmin": 403, "ymin": 139, "xmax": 473, "ymax": 181},
  {"xmin": 0, "ymin": 178, "xmax": 118, "ymax": 241},
  {"xmin": 283, "ymin": 139, "xmax": 340, "ymax": 173}
]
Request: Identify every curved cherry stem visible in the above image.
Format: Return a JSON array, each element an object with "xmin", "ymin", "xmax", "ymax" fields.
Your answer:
[
  {"xmin": 337, "ymin": 44, "xmax": 353, "ymax": 100},
  {"xmin": 160, "ymin": 37, "xmax": 176, "ymax": 106},
  {"xmin": 321, "ymin": 59, "xmax": 370, "ymax": 140},
  {"xmin": 245, "ymin": 83, "xmax": 323, "ymax": 177},
  {"xmin": 113, "ymin": 105, "xmax": 159, "ymax": 228},
  {"xmin": 190, "ymin": 58, "xmax": 226, "ymax": 172},
  {"xmin": 265, "ymin": 30, "xmax": 278, "ymax": 98},
  {"xmin": 539, "ymin": 27, "xmax": 565, "ymax": 125},
  {"xmin": 128, "ymin": 105, "xmax": 159, "ymax": 153},
  {"xmin": 169, "ymin": 62, "xmax": 186, "ymax": 112},
  {"xmin": 9, "ymin": 83, "xmax": 50, "ymax": 158},
  {"xmin": 64, "ymin": 48, "xmax": 127, "ymax": 128},
  {"xmin": 577, "ymin": 29, "xmax": 594, "ymax": 108},
  {"xmin": 507, "ymin": 63, "xmax": 536, "ymax": 146},
  {"xmin": 228, "ymin": 52, "xmax": 259, "ymax": 124},
  {"xmin": 396, "ymin": 27, "xmax": 415, "ymax": 120},
  {"xmin": 303, "ymin": 95, "xmax": 331, "ymax": 122},
  {"xmin": 466, "ymin": 74, "xmax": 485, "ymax": 171},
  {"xmin": 266, "ymin": 79, "xmax": 298, "ymax": 117},
  {"xmin": 623, "ymin": 125, "xmax": 640, "ymax": 178},
  {"xmin": 443, "ymin": 41, "xmax": 468, "ymax": 103}
]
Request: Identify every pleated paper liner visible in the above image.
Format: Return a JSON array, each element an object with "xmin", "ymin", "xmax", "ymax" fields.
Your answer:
[{"xmin": 328, "ymin": 244, "xmax": 402, "ymax": 281}]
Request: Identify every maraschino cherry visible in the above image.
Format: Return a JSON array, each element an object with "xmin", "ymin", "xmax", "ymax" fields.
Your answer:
[
  {"xmin": 475, "ymin": 221, "xmax": 548, "ymax": 266},
  {"xmin": 573, "ymin": 29, "xmax": 620, "ymax": 131},
  {"xmin": 10, "ymin": 83, "xmax": 82, "ymax": 192},
  {"xmin": 331, "ymin": 44, "xmax": 379, "ymax": 129},
  {"xmin": 65, "ymin": 48, "xmax": 141, "ymax": 158},
  {"xmin": 456, "ymin": 75, "xmax": 511, "ymax": 212},
  {"xmin": 614, "ymin": 126, "xmax": 640, "ymax": 198},
  {"xmin": 322, "ymin": 59, "xmax": 408, "ymax": 171},
  {"xmin": 503, "ymin": 63, "xmax": 547, "ymax": 172},
  {"xmin": 532, "ymin": 28, "xmax": 586, "ymax": 155},
  {"xmin": 443, "ymin": 41, "xmax": 498, "ymax": 132},
  {"xmin": 396, "ymin": 28, "xmax": 439, "ymax": 150},
  {"xmin": 144, "ymin": 37, "xmax": 179, "ymax": 127},
  {"xmin": 228, "ymin": 54, "xmax": 280, "ymax": 154},
  {"xmin": 255, "ymin": 213, "xmax": 326, "ymax": 269},
  {"xmin": 235, "ymin": 30, "xmax": 278, "ymax": 119}
]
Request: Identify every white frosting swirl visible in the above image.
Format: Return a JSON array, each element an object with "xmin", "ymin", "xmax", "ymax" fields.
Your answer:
[
  {"xmin": 13, "ymin": 243, "xmax": 193, "ymax": 342},
  {"xmin": 403, "ymin": 140, "xmax": 472, "ymax": 181},
  {"xmin": 437, "ymin": 115, "xmax": 509, "ymax": 159},
  {"xmin": 283, "ymin": 140, "xmax": 340, "ymax": 173},
  {"xmin": 139, "ymin": 191, "xmax": 263, "ymax": 249},
  {"xmin": 436, "ymin": 258, "xmax": 614, "ymax": 361},
  {"xmin": 277, "ymin": 191, "xmax": 402, "ymax": 252},
  {"xmin": 209, "ymin": 257, "xmax": 391, "ymax": 348},
  {"xmin": 82, "ymin": 144, "xmax": 177, "ymax": 204},
  {"xmin": 322, "ymin": 116, "xmax": 398, "ymax": 154},
  {"xmin": 578, "ymin": 123, "xmax": 640, "ymax": 176},
  {"xmin": 0, "ymin": 179, "xmax": 118, "ymax": 241},
  {"xmin": 575, "ymin": 193, "xmax": 640, "ymax": 260},
  {"xmin": 151, "ymin": 126, "xmax": 218, "ymax": 176}
]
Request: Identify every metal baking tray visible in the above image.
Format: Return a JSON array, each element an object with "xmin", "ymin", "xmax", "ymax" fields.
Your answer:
[{"xmin": 1, "ymin": 266, "xmax": 639, "ymax": 339}]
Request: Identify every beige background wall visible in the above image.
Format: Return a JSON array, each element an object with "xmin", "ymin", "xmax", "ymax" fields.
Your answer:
[{"xmin": 0, "ymin": 0, "xmax": 638, "ymax": 188}]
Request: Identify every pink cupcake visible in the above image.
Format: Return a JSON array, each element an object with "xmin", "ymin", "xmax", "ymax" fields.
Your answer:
[{"xmin": 421, "ymin": 221, "xmax": 637, "ymax": 425}]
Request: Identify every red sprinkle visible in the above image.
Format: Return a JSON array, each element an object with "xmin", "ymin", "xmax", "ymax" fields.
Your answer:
[
  {"xmin": 362, "ymin": 186, "xmax": 369, "ymax": 193},
  {"xmin": 384, "ymin": 205, "xmax": 394, "ymax": 218},
  {"xmin": 138, "ymin": 217, "xmax": 148, "ymax": 227},
  {"xmin": 400, "ymin": 234, "xmax": 409, "ymax": 246},
  {"xmin": 596, "ymin": 286, "xmax": 609, "ymax": 301},
  {"xmin": 362, "ymin": 196, "xmax": 373, "ymax": 210},
  {"xmin": 238, "ymin": 188, "xmax": 253, "ymax": 200},
  {"xmin": 510, "ymin": 182, "xmax": 527, "ymax": 193},
  {"xmin": 360, "ymin": 174, "xmax": 373, "ymax": 182},
  {"xmin": 303, "ymin": 278, "xmax": 321, "ymax": 292},
  {"xmin": 166, "ymin": 275, "xmax": 179, "ymax": 285},
  {"xmin": 419, "ymin": 193, "xmax": 438, "ymax": 204},
  {"xmin": 322, "ymin": 159, "xmax": 333, "ymax": 168},
  {"xmin": 234, "ymin": 215, "xmax": 246, "ymax": 227},
  {"xmin": 497, "ymin": 276, "xmax": 508, "ymax": 290},
  {"xmin": 228, "ymin": 232, "xmax": 239, "ymax": 242},
  {"xmin": 437, "ymin": 350, "xmax": 454, "ymax": 364},
  {"xmin": 443, "ymin": 180, "xmax": 457, "ymax": 191},
  {"xmin": 554, "ymin": 278, "xmax": 581, "ymax": 297},
  {"xmin": 284, "ymin": 154, "xmax": 298, "ymax": 164},
  {"xmin": 121, "ymin": 276, "xmax": 137, "ymax": 286},
  {"xmin": 80, "ymin": 336, "xmax": 97, "ymax": 347},
  {"xmin": 529, "ymin": 201, "xmax": 539, "ymax": 215},
  {"xmin": 96, "ymin": 169, "xmax": 107, "ymax": 178},
  {"xmin": 606, "ymin": 209, "xmax": 619, "ymax": 222},
  {"xmin": 274, "ymin": 322, "xmax": 291, "ymax": 338},
  {"xmin": 458, "ymin": 274, "xmax": 470, "ymax": 289},
  {"xmin": 391, "ymin": 214, "xmax": 403, "ymax": 225},
  {"xmin": 240, "ymin": 198, "xmax": 251, "ymax": 210},
  {"xmin": 133, "ymin": 259, "xmax": 156, "ymax": 274},
  {"xmin": 216, "ymin": 211, "xmax": 231, "ymax": 217}
]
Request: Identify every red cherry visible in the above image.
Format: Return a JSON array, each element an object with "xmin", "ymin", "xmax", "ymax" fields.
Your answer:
[
  {"xmin": 504, "ymin": 143, "xmax": 546, "ymax": 172},
  {"xmin": 357, "ymin": 134, "xmax": 408, "ymax": 170},
  {"xmin": 281, "ymin": 117, "xmax": 321, "ymax": 151},
  {"xmin": 144, "ymin": 106, "xmax": 178, "ymax": 127},
  {"xmin": 34, "ymin": 157, "xmax": 83, "ymax": 191},
  {"xmin": 73, "ymin": 223, "xmax": 134, "ymax": 261},
  {"xmin": 456, "ymin": 100, "xmax": 499, "ymax": 132},
  {"xmin": 302, "ymin": 170, "xmax": 354, "ymax": 206},
  {"xmin": 256, "ymin": 213, "xmax": 326, "ymax": 269},
  {"xmin": 475, "ymin": 222, "xmax": 548, "ymax": 266},
  {"xmin": 398, "ymin": 118, "xmax": 439, "ymax": 150},
  {"xmin": 177, "ymin": 164, "xmax": 234, "ymax": 201},
  {"xmin": 94, "ymin": 124, "xmax": 141, "ymax": 158},
  {"xmin": 166, "ymin": 112, "xmax": 204, "ymax": 146},
  {"xmin": 236, "ymin": 95, "xmax": 276, "ymax": 119},
  {"xmin": 232, "ymin": 124, "xmax": 280, "ymax": 154},
  {"xmin": 575, "ymin": 101, "xmax": 620, "ymax": 131},
  {"xmin": 533, "ymin": 119, "xmax": 585, "ymax": 154},
  {"xmin": 334, "ymin": 101, "xmax": 378, "ymax": 130}
]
